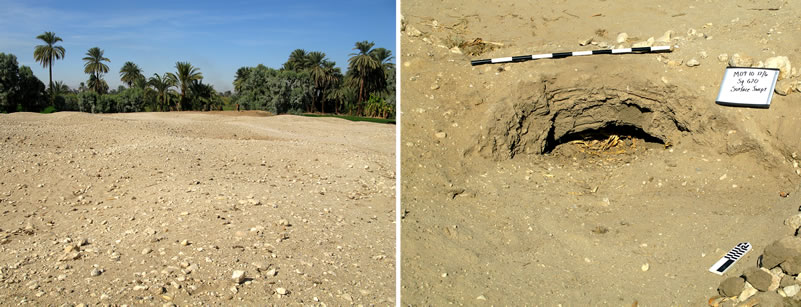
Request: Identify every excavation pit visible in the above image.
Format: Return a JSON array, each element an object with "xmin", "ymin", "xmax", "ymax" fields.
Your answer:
[{"xmin": 473, "ymin": 80, "xmax": 702, "ymax": 161}]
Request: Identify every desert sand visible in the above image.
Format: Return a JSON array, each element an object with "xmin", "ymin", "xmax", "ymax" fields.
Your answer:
[
  {"xmin": 401, "ymin": 0, "xmax": 801, "ymax": 305},
  {"xmin": 0, "ymin": 112, "xmax": 395, "ymax": 305}
]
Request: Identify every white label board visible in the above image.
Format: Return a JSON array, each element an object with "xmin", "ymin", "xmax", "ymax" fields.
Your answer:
[{"xmin": 716, "ymin": 67, "xmax": 779, "ymax": 108}]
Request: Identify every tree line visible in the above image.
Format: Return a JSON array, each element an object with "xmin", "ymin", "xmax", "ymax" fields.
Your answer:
[
  {"xmin": 232, "ymin": 41, "xmax": 395, "ymax": 117},
  {"xmin": 0, "ymin": 31, "xmax": 394, "ymax": 119}
]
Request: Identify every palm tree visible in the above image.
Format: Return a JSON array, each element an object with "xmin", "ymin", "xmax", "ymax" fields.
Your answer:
[
  {"xmin": 119, "ymin": 61, "xmax": 143, "ymax": 88},
  {"xmin": 82, "ymin": 47, "xmax": 110, "ymax": 93},
  {"xmin": 283, "ymin": 49, "xmax": 309, "ymax": 71},
  {"xmin": 148, "ymin": 73, "xmax": 176, "ymax": 111},
  {"xmin": 52, "ymin": 81, "xmax": 70, "ymax": 96},
  {"xmin": 347, "ymin": 41, "xmax": 380, "ymax": 104},
  {"xmin": 188, "ymin": 80, "xmax": 215, "ymax": 111},
  {"xmin": 166, "ymin": 62, "xmax": 202, "ymax": 111},
  {"xmin": 233, "ymin": 67, "xmax": 251, "ymax": 93},
  {"xmin": 87, "ymin": 74, "xmax": 109, "ymax": 94},
  {"xmin": 307, "ymin": 51, "xmax": 328, "ymax": 113},
  {"xmin": 33, "ymin": 32, "xmax": 66, "ymax": 97},
  {"xmin": 370, "ymin": 48, "xmax": 395, "ymax": 71}
]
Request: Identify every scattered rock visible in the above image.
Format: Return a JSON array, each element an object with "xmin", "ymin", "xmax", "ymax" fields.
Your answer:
[
  {"xmin": 406, "ymin": 25, "xmax": 422, "ymax": 37},
  {"xmin": 743, "ymin": 267, "xmax": 774, "ymax": 291},
  {"xmin": 141, "ymin": 248, "xmax": 152, "ymax": 255},
  {"xmin": 718, "ymin": 276, "xmax": 745, "ymax": 297},
  {"xmin": 745, "ymin": 291, "xmax": 784, "ymax": 306},
  {"xmin": 762, "ymin": 236, "xmax": 801, "ymax": 270},
  {"xmin": 632, "ymin": 41, "xmax": 652, "ymax": 48},
  {"xmin": 785, "ymin": 214, "xmax": 801, "ymax": 231},
  {"xmin": 784, "ymin": 284, "xmax": 801, "ymax": 297},
  {"xmin": 275, "ymin": 287, "xmax": 288, "ymax": 295},
  {"xmin": 90, "ymin": 268, "xmax": 102, "ymax": 277},
  {"xmin": 764, "ymin": 56, "xmax": 792, "ymax": 80},
  {"xmin": 686, "ymin": 59, "xmax": 700, "ymax": 67},
  {"xmin": 728, "ymin": 53, "xmax": 754, "ymax": 67},
  {"xmin": 718, "ymin": 53, "xmax": 729, "ymax": 62},
  {"xmin": 180, "ymin": 239, "xmax": 189, "ymax": 246},
  {"xmin": 449, "ymin": 46, "xmax": 462, "ymax": 54},
  {"xmin": 579, "ymin": 37, "xmax": 593, "ymax": 46},
  {"xmin": 59, "ymin": 251, "xmax": 80, "ymax": 261},
  {"xmin": 781, "ymin": 275, "xmax": 797, "ymax": 287},
  {"xmin": 435, "ymin": 132, "xmax": 447, "ymax": 139},
  {"xmin": 775, "ymin": 79, "xmax": 793, "ymax": 96},
  {"xmin": 667, "ymin": 59, "xmax": 683, "ymax": 66},
  {"xmin": 616, "ymin": 32, "xmax": 628, "ymax": 43},
  {"xmin": 232, "ymin": 270, "xmax": 246, "ymax": 284}
]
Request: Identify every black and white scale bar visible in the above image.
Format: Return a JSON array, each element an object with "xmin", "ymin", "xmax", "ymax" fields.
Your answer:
[
  {"xmin": 709, "ymin": 242, "xmax": 752, "ymax": 275},
  {"xmin": 470, "ymin": 45, "xmax": 673, "ymax": 66}
]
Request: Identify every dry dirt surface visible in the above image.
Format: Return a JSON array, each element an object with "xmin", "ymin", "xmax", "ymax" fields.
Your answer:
[
  {"xmin": 401, "ymin": 0, "xmax": 801, "ymax": 305},
  {"xmin": 0, "ymin": 112, "xmax": 395, "ymax": 305}
]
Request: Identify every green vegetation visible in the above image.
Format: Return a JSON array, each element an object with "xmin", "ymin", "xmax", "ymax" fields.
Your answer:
[
  {"xmin": 40, "ymin": 105, "xmax": 57, "ymax": 114},
  {"xmin": 233, "ymin": 41, "xmax": 395, "ymax": 118},
  {"xmin": 301, "ymin": 113, "xmax": 395, "ymax": 124},
  {"xmin": 0, "ymin": 53, "xmax": 47, "ymax": 112},
  {"xmin": 0, "ymin": 33, "xmax": 393, "ymax": 120}
]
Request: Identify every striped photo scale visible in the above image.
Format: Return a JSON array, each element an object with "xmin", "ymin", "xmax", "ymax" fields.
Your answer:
[
  {"xmin": 709, "ymin": 242, "xmax": 752, "ymax": 275},
  {"xmin": 470, "ymin": 45, "xmax": 674, "ymax": 66}
]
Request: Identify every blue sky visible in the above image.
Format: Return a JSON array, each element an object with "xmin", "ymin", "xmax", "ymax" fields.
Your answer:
[{"xmin": 0, "ymin": 0, "xmax": 395, "ymax": 92}]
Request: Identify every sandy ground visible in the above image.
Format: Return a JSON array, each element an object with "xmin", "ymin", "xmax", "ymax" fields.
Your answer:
[
  {"xmin": 400, "ymin": 0, "xmax": 801, "ymax": 305},
  {"xmin": 0, "ymin": 111, "xmax": 395, "ymax": 305}
]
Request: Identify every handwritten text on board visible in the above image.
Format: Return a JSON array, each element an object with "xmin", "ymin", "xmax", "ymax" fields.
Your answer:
[{"xmin": 716, "ymin": 68, "xmax": 779, "ymax": 108}]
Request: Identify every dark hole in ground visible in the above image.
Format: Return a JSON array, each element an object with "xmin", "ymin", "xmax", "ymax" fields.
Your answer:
[{"xmin": 543, "ymin": 124, "xmax": 666, "ymax": 154}]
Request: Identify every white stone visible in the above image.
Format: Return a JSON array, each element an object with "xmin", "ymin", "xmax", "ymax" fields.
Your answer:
[
  {"xmin": 729, "ymin": 53, "xmax": 753, "ymax": 67},
  {"xmin": 785, "ymin": 284, "xmax": 801, "ymax": 297},
  {"xmin": 616, "ymin": 33, "xmax": 629, "ymax": 43},
  {"xmin": 686, "ymin": 59, "xmax": 700, "ymax": 67},
  {"xmin": 786, "ymin": 214, "xmax": 801, "ymax": 230},
  {"xmin": 739, "ymin": 281, "xmax": 758, "ymax": 301},
  {"xmin": 765, "ymin": 56, "xmax": 792, "ymax": 80},
  {"xmin": 276, "ymin": 287, "xmax": 288, "ymax": 295},
  {"xmin": 776, "ymin": 79, "xmax": 794, "ymax": 96},
  {"xmin": 232, "ymin": 270, "xmax": 246, "ymax": 284},
  {"xmin": 718, "ymin": 53, "xmax": 728, "ymax": 62}
]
